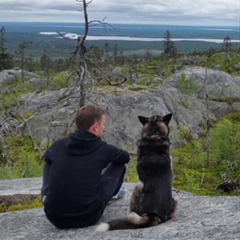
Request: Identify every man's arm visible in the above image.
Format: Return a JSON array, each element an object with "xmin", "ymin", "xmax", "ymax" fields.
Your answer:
[{"xmin": 106, "ymin": 144, "xmax": 130, "ymax": 164}]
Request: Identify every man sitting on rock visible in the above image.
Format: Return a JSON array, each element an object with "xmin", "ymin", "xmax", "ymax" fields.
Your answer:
[{"xmin": 41, "ymin": 104, "xmax": 130, "ymax": 229}]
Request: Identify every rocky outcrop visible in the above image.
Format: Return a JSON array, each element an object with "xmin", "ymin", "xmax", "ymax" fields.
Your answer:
[
  {"xmin": 0, "ymin": 178, "xmax": 239, "ymax": 240},
  {"xmin": 1, "ymin": 67, "xmax": 240, "ymax": 149},
  {"xmin": 162, "ymin": 66, "xmax": 240, "ymax": 100},
  {"xmin": 0, "ymin": 69, "xmax": 44, "ymax": 88}
]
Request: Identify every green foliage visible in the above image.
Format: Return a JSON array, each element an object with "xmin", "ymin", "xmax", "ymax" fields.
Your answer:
[
  {"xmin": 173, "ymin": 140, "xmax": 207, "ymax": 169},
  {"xmin": 181, "ymin": 172, "xmax": 201, "ymax": 193},
  {"xmin": 0, "ymin": 26, "xmax": 14, "ymax": 70},
  {"xmin": 134, "ymin": 56, "xmax": 178, "ymax": 85},
  {"xmin": 0, "ymin": 135, "xmax": 44, "ymax": 179},
  {"xmin": 225, "ymin": 111, "xmax": 240, "ymax": 123},
  {"xmin": 51, "ymin": 72, "xmax": 74, "ymax": 89},
  {"xmin": 137, "ymin": 59, "xmax": 160, "ymax": 75},
  {"xmin": 210, "ymin": 119, "xmax": 233, "ymax": 164},
  {"xmin": 176, "ymin": 124, "xmax": 195, "ymax": 145},
  {"xmin": 0, "ymin": 195, "xmax": 42, "ymax": 213},
  {"xmin": 209, "ymin": 118, "xmax": 240, "ymax": 181},
  {"xmin": 87, "ymin": 45, "xmax": 104, "ymax": 62},
  {"xmin": 0, "ymin": 203, "xmax": 7, "ymax": 213},
  {"xmin": 123, "ymin": 143, "xmax": 138, "ymax": 182},
  {"xmin": 125, "ymin": 155, "xmax": 138, "ymax": 182},
  {"xmin": 7, "ymin": 196, "xmax": 42, "ymax": 212},
  {"xmin": 172, "ymin": 112, "xmax": 240, "ymax": 195},
  {"xmin": 0, "ymin": 78, "xmax": 35, "ymax": 113},
  {"xmin": 207, "ymin": 52, "xmax": 240, "ymax": 75},
  {"xmin": 0, "ymin": 92, "xmax": 21, "ymax": 111},
  {"xmin": 0, "ymin": 52, "xmax": 13, "ymax": 71},
  {"xmin": 178, "ymin": 72, "xmax": 198, "ymax": 95}
]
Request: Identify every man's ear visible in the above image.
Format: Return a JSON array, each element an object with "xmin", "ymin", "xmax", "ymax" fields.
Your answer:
[
  {"xmin": 93, "ymin": 121, "xmax": 99, "ymax": 129},
  {"xmin": 138, "ymin": 116, "xmax": 149, "ymax": 126},
  {"xmin": 89, "ymin": 122, "xmax": 98, "ymax": 133},
  {"xmin": 163, "ymin": 113, "xmax": 173, "ymax": 125}
]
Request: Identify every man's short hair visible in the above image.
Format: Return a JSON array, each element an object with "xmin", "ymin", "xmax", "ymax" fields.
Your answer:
[{"xmin": 75, "ymin": 105, "xmax": 106, "ymax": 130}]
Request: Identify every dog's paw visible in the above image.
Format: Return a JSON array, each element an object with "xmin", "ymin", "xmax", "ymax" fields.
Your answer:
[
  {"xmin": 153, "ymin": 216, "xmax": 161, "ymax": 224},
  {"xmin": 95, "ymin": 223, "xmax": 110, "ymax": 232},
  {"xmin": 169, "ymin": 198, "xmax": 178, "ymax": 219}
]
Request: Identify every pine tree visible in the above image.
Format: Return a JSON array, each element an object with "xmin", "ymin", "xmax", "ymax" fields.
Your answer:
[
  {"xmin": 0, "ymin": 26, "xmax": 13, "ymax": 71},
  {"xmin": 163, "ymin": 30, "xmax": 178, "ymax": 58}
]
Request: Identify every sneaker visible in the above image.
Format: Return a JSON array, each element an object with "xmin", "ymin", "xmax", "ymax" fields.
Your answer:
[{"xmin": 109, "ymin": 189, "xmax": 125, "ymax": 203}]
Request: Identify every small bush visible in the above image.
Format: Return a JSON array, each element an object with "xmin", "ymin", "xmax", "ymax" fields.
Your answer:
[
  {"xmin": 0, "ymin": 135, "xmax": 44, "ymax": 179},
  {"xmin": 125, "ymin": 156, "xmax": 138, "ymax": 182},
  {"xmin": 52, "ymin": 72, "xmax": 74, "ymax": 89},
  {"xmin": 178, "ymin": 72, "xmax": 198, "ymax": 95},
  {"xmin": 0, "ymin": 92, "xmax": 21, "ymax": 112}
]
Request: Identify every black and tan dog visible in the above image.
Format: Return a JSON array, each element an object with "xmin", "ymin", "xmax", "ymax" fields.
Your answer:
[{"xmin": 96, "ymin": 113, "xmax": 177, "ymax": 231}]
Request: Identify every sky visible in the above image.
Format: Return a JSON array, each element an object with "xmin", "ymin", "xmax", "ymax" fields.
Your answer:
[{"xmin": 0, "ymin": 0, "xmax": 240, "ymax": 26}]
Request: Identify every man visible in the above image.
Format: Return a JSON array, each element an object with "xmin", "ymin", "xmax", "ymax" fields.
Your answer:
[{"xmin": 41, "ymin": 105, "xmax": 130, "ymax": 229}]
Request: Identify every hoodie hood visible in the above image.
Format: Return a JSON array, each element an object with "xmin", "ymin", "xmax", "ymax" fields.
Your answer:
[{"xmin": 64, "ymin": 130, "xmax": 105, "ymax": 156}]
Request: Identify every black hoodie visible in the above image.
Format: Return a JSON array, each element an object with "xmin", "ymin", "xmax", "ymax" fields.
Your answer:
[{"xmin": 41, "ymin": 130, "xmax": 130, "ymax": 217}]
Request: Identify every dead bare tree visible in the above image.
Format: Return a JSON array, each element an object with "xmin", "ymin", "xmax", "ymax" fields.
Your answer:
[
  {"xmin": 71, "ymin": 0, "xmax": 105, "ymax": 106},
  {"xmin": 71, "ymin": 0, "xmax": 123, "ymax": 107}
]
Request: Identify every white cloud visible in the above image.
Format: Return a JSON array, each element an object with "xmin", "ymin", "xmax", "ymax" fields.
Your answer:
[{"xmin": 0, "ymin": 0, "xmax": 239, "ymax": 26}]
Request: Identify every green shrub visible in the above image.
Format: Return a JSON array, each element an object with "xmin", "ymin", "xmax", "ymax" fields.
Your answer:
[
  {"xmin": 125, "ymin": 156, "xmax": 138, "ymax": 182},
  {"xmin": 0, "ymin": 78, "xmax": 35, "ymax": 113},
  {"xmin": 178, "ymin": 72, "xmax": 198, "ymax": 95},
  {"xmin": 210, "ymin": 119, "xmax": 233, "ymax": 164},
  {"xmin": 209, "ymin": 118, "xmax": 240, "ymax": 181},
  {"xmin": 52, "ymin": 72, "xmax": 74, "ymax": 89},
  {"xmin": 0, "ymin": 135, "xmax": 44, "ymax": 179},
  {"xmin": 0, "ymin": 92, "xmax": 21, "ymax": 112},
  {"xmin": 172, "ymin": 112, "xmax": 240, "ymax": 195}
]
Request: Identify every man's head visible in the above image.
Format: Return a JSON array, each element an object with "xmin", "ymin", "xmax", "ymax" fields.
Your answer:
[{"xmin": 75, "ymin": 105, "xmax": 106, "ymax": 137}]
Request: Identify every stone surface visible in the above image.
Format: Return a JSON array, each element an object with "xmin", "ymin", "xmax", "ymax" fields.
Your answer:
[
  {"xmin": 0, "ymin": 177, "xmax": 42, "ymax": 195},
  {"xmin": 0, "ymin": 178, "xmax": 240, "ymax": 240},
  {"xmin": 1, "ymin": 67, "xmax": 240, "ymax": 150}
]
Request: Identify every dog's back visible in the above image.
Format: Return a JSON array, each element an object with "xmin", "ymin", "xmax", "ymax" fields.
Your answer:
[{"xmin": 137, "ymin": 137, "xmax": 172, "ymax": 183}]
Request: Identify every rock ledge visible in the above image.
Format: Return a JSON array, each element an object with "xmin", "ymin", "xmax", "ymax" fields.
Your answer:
[{"xmin": 0, "ymin": 178, "xmax": 240, "ymax": 240}]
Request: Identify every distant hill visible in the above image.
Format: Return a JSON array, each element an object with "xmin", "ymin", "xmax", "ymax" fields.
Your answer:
[{"xmin": 2, "ymin": 22, "xmax": 239, "ymax": 58}]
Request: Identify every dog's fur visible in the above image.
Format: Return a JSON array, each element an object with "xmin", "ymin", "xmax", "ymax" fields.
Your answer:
[{"xmin": 96, "ymin": 113, "xmax": 177, "ymax": 231}]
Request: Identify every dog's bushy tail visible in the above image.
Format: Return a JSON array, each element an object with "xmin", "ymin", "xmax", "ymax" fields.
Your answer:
[{"xmin": 95, "ymin": 212, "xmax": 161, "ymax": 231}]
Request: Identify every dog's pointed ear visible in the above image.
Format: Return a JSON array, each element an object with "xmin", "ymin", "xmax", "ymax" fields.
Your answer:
[
  {"xmin": 163, "ymin": 113, "xmax": 172, "ymax": 125},
  {"xmin": 138, "ymin": 116, "xmax": 149, "ymax": 126}
]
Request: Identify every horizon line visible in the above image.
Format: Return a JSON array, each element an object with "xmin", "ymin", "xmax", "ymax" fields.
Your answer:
[{"xmin": 0, "ymin": 21, "xmax": 239, "ymax": 28}]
